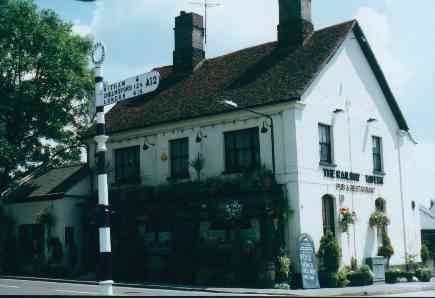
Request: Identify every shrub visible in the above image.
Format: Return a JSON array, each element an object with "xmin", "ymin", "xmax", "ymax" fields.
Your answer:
[
  {"xmin": 336, "ymin": 267, "xmax": 350, "ymax": 288},
  {"xmin": 347, "ymin": 265, "xmax": 374, "ymax": 287},
  {"xmin": 378, "ymin": 232, "xmax": 394, "ymax": 266},
  {"xmin": 385, "ymin": 269, "xmax": 401, "ymax": 284},
  {"xmin": 350, "ymin": 256, "xmax": 358, "ymax": 271},
  {"xmin": 317, "ymin": 232, "xmax": 341, "ymax": 274},
  {"xmin": 319, "ymin": 271, "xmax": 339, "ymax": 288},
  {"xmin": 421, "ymin": 243, "xmax": 430, "ymax": 263},
  {"xmin": 276, "ymin": 253, "xmax": 291, "ymax": 284},
  {"xmin": 274, "ymin": 283, "xmax": 290, "ymax": 289},
  {"xmin": 400, "ymin": 271, "xmax": 415, "ymax": 282},
  {"xmin": 415, "ymin": 267, "xmax": 432, "ymax": 282},
  {"xmin": 369, "ymin": 211, "xmax": 390, "ymax": 228}
]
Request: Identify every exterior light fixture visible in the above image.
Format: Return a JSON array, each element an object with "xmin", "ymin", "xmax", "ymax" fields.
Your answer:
[
  {"xmin": 367, "ymin": 118, "xmax": 377, "ymax": 123},
  {"xmin": 196, "ymin": 131, "xmax": 207, "ymax": 143},
  {"xmin": 333, "ymin": 108, "xmax": 344, "ymax": 114},
  {"xmin": 261, "ymin": 121, "xmax": 269, "ymax": 134},
  {"xmin": 142, "ymin": 138, "xmax": 155, "ymax": 151},
  {"xmin": 218, "ymin": 99, "xmax": 276, "ymax": 177}
]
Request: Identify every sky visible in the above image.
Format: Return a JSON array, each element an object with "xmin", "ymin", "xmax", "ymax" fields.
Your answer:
[{"xmin": 34, "ymin": 0, "xmax": 435, "ymax": 206}]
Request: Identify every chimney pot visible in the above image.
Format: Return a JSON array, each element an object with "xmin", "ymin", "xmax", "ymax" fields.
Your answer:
[{"xmin": 278, "ymin": 0, "xmax": 314, "ymax": 48}]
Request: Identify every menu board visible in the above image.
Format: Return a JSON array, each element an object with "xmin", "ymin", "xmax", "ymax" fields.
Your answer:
[{"xmin": 298, "ymin": 233, "xmax": 320, "ymax": 289}]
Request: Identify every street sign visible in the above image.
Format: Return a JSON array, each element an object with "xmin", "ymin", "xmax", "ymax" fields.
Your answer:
[
  {"xmin": 298, "ymin": 233, "xmax": 320, "ymax": 289},
  {"xmin": 102, "ymin": 71, "xmax": 160, "ymax": 106}
]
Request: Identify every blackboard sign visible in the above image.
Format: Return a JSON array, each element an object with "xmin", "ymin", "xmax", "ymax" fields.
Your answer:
[{"xmin": 298, "ymin": 233, "xmax": 320, "ymax": 289}]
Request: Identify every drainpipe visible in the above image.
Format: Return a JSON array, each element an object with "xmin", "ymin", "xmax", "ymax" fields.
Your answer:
[{"xmin": 397, "ymin": 130, "xmax": 408, "ymax": 265}]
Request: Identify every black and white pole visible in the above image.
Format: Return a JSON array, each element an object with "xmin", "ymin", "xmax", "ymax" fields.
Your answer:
[{"xmin": 92, "ymin": 42, "xmax": 113, "ymax": 296}]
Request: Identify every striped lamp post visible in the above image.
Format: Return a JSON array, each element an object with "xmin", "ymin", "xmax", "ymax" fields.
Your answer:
[{"xmin": 92, "ymin": 42, "xmax": 113, "ymax": 296}]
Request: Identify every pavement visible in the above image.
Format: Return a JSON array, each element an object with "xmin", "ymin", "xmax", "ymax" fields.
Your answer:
[{"xmin": 0, "ymin": 275, "xmax": 435, "ymax": 296}]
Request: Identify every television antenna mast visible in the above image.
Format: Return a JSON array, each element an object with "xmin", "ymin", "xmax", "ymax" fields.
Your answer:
[{"xmin": 189, "ymin": 0, "xmax": 220, "ymax": 45}]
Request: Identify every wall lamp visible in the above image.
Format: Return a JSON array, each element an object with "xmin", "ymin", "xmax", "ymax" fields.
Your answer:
[
  {"xmin": 333, "ymin": 108, "xmax": 344, "ymax": 114},
  {"xmin": 142, "ymin": 138, "xmax": 155, "ymax": 151},
  {"xmin": 196, "ymin": 131, "xmax": 207, "ymax": 143},
  {"xmin": 261, "ymin": 120, "xmax": 271, "ymax": 134},
  {"xmin": 218, "ymin": 99, "xmax": 276, "ymax": 177},
  {"xmin": 367, "ymin": 118, "xmax": 378, "ymax": 123}
]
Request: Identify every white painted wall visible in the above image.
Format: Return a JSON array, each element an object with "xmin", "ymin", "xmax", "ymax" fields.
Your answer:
[
  {"xmin": 294, "ymin": 31, "xmax": 421, "ymax": 267},
  {"xmin": 86, "ymin": 30, "xmax": 420, "ymax": 269},
  {"xmin": 5, "ymin": 175, "xmax": 90, "ymax": 268}
]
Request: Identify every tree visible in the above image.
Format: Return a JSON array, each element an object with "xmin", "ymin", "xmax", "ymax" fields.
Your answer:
[{"xmin": 0, "ymin": 0, "xmax": 93, "ymax": 187}]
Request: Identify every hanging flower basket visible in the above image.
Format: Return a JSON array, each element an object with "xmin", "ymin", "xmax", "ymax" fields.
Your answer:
[
  {"xmin": 339, "ymin": 208, "xmax": 356, "ymax": 233},
  {"xmin": 369, "ymin": 210, "xmax": 390, "ymax": 228}
]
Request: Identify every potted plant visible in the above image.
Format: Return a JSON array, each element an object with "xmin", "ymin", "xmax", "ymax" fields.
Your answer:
[
  {"xmin": 339, "ymin": 208, "xmax": 356, "ymax": 233},
  {"xmin": 189, "ymin": 153, "xmax": 205, "ymax": 182},
  {"xmin": 377, "ymin": 232, "xmax": 394, "ymax": 267},
  {"xmin": 369, "ymin": 210, "xmax": 390, "ymax": 228}
]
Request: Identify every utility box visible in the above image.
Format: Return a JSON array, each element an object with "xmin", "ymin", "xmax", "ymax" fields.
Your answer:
[{"xmin": 366, "ymin": 256, "xmax": 385, "ymax": 283}]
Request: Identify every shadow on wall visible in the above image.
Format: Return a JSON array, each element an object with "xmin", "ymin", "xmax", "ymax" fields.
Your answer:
[{"xmin": 363, "ymin": 225, "xmax": 376, "ymax": 260}]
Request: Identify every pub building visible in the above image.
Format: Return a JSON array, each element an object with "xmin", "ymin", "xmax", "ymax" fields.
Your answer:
[{"xmin": 85, "ymin": 0, "xmax": 422, "ymax": 285}]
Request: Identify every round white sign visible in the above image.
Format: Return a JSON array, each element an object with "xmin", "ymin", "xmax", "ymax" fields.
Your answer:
[{"xmin": 91, "ymin": 42, "xmax": 105, "ymax": 65}]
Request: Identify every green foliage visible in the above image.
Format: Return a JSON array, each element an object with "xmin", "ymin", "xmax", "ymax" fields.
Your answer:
[
  {"xmin": 336, "ymin": 267, "xmax": 350, "ymax": 288},
  {"xmin": 189, "ymin": 153, "xmax": 205, "ymax": 181},
  {"xmin": 415, "ymin": 267, "xmax": 432, "ymax": 282},
  {"xmin": 369, "ymin": 211, "xmax": 390, "ymax": 228},
  {"xmin": 421, "ymin": 242, "xmax": 430, "ymax": 263},
  {"xmin": 273, "ymin": 282, "xmax": 290, "ymax": 289},
  {"xmin": 385, "ymin": 268, "xmax": 401, "ymax": 284},
  {"xmin": 0, "ymin": 0, "xmax": 94, "ymax": 185},
  {"xmin": 34, "ymin": 207, "xmax": 55, "ymax": 227},
  {"xmin": 276, "ymin": 252, "xmax": 291, "ymax": 284},
  {"xmin": 350, "ymin": 256, "xmax": 358, "ymax": 271},
  {"xmin": 339, "ymin": 208, "xmax": 356, "ymax": 233},
  {"xmin": 346, "ymin": 265, "xmax": 374, "ymax": 287},
  {"xmin": 377, "ymin": 232, "xmax": 394, "ymax": 264},
  {"xmin": 317, "ymin": 232, "xmax": 341, "ymax": 274}
]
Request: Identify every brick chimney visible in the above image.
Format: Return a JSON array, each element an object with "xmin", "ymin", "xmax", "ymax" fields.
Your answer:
[
  {"xmin": 277, "ymin": 0, "xmax": 314, "ymax": 48},
  {"xmin": 173, "ymin": 11, "xmax": 205, "ymax": 73}
]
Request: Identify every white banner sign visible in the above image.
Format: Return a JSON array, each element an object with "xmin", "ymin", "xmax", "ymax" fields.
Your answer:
[{"xmin": 102, "ymin": 70, "xmax": 160, "ymax": 106}]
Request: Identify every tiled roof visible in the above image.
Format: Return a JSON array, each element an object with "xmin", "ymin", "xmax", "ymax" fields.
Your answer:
[
  {"xmin": 3, "ymin": 164, "xmax": 88, "ymax": 203},
  {"xmin": 104, "ymin": 20, "xmax": 408, "ymax": 134}
]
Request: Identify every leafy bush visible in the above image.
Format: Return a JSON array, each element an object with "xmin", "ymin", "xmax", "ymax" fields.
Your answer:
[
  {"xmin": 400, "ymin": 271, "xmax": 415, "ymax": 282},
  {"xmin": 421, "ymin": 243, "xmax": 430, "ymax": 263},
  {"xmin": 385, "ymin": 269, "xmax": 401, "ymax": 284},
  {"xmin": 274, "ymin": 283, "xmax": 290, "ymax": 289},
  {"xmin": 378, "ymin": 232, "xmax": 394, "ymax": 266},
  {"xmin": 317, "ymin": 232, "xmax": 341, "ymax": 274},
  {"xmin": 319, "ymin": 271, "xmax": 339, "ymax": 288},
  {"xmin": 350, "ymin": 257, "xmax": 358, "ymax": 271},
  {"xmin": 369, "ymin": 211, "xmax": 390, "ymax": 228},
  {"xmin": 415, "ymin": 267, "xmax": 432, "ymax": 282},
  {"xmin": 336, "ymin": 267, "xmax": 350, "ymax": 288},
  {"xmin": 276, "ymin": 254, "xmax": 291, "ymax": 283},
  {"xmin": 347, "ymin": 265, "xmax": 374, "ymax": 287}
]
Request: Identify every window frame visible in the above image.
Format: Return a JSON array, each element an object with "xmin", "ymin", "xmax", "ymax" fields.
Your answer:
[
  {"xmin": 318, "ymin": 123, "xmax": 333, "ymax": 165},
  {"xmin": 322, "ymin": 195, "xmax": 336, "ymax": 237},
  {"xmin": 114, "ymin": 145, "xmax": 141, "ymax": 185},
  {"xmin": 224, "ymin": 127, "xmax": 260, "ymax": 173},
  {"xmin": 169, "ymin": 137, "xmax": 190, "ymax": 179},
  {"xmin": 372, "ymin": 136, "xmax": 383, "ymax": 173}
]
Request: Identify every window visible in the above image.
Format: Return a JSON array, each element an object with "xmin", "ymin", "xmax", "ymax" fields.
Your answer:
[
  {"xmin": 19, "ymin": 224, "xmax": 45, "ymax": 262},
  {"xmin": 115, "ymin": 146, "xmax": 140, "ymax": 184},
  {"xmin": 65, "ymin": 226, "xmax": 74, "ymax": 247},
  {"xmin": 319, "ymin": 124, "xmax": 333, "ymax": 164},
  {"xmin": 322, "ymin": 195, "xmax": 336, "ymax": 236},
  {"xmin": 224, "ymin": 127, "xmax": 260, "ymax": 173},
  {"xmin": 372, "ymin": 136, "xmax": 383, "ymax": 172},
  {"xmin": 169, "ymin": 138, "xmax": 189, "ymax": 179}
]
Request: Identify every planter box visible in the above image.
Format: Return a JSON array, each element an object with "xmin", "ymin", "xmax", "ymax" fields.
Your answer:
[{"xmin": 366, "ymin": 256, "xmax": 385, "ymax": 283}]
